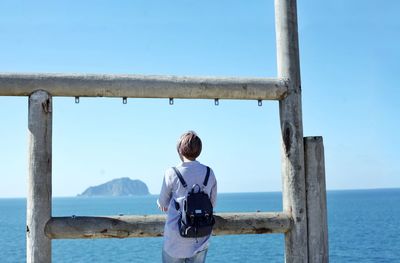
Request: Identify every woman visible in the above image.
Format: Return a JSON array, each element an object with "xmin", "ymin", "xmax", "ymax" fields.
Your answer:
[{"xmin": 157, "ymin": 131, "xmax": 217, "ymax": 263}]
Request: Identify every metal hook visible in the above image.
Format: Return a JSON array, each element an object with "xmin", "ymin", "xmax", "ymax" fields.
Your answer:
[
  {"xmin": 258, "ymin": 100, "xmax": 262, "ymax": 106},
  {"xmin": 169, "ymin": 98, "xmax": 174, "ymax": 105},
  {"xmin": 122, "ymin": 97, "xmax": 127, "ymax": 104},
  {"xmin": 214, "ymin": 98, "xmax": 219, "ymax": 106},
  {"xmin": 75, "ymin": 97, "xmax": 80, "ymax": 104}
]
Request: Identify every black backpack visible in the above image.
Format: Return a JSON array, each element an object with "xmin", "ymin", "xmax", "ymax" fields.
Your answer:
[{"xmin": 172, "ymin": 166, "xmax": 215, "ymax": 238}]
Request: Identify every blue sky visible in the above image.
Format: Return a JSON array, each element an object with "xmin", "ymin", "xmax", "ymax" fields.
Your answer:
[{"xmin": 0, "ymin": 0, "xmax": 399, "ymax": 197}]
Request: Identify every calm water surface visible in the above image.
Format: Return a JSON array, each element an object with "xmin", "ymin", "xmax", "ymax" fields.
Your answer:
[{"xmin": 1, "ymin": 189, "xmax": 399, "ymax": 262}]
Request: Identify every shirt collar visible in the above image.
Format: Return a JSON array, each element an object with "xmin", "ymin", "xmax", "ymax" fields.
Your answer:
[{"xmin": 181, "ymin": 160, "xmax": 199, "ymax": 166}]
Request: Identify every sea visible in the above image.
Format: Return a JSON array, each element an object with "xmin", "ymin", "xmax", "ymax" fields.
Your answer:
[{"xmin": 1, "ymin": 189, "xmax": 399, "ymax": 262}]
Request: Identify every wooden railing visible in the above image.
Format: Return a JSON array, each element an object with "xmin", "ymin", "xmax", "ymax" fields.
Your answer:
[
  {"xmin": 45, "ymin": 212, "xmax": 292, "ymax": 239},
  {"xmin": 0, "ymin": 73, "xmax": 288, "ymax": 100}
]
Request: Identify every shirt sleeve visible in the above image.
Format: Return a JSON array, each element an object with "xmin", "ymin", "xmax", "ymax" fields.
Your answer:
[
  {"xmin": 210, "ymin": 170, "xmax": 217, "ymax": 208},
  {"xmin": 157, "ymin": 170, "xmax": 172, "ymax": 209}
]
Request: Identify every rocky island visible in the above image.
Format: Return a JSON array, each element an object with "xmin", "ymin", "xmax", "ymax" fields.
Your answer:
[{"xmin": 78, "ymin": 177, "xmax": 150, "ymax": 197}]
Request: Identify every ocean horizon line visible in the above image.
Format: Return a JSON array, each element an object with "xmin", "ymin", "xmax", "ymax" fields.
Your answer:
[{"xmin": 1, "ymin": 187, "xmax": 399, "ymax": 199}]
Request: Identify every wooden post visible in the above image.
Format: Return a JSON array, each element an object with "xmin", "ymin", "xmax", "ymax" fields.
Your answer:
[
  {"xmin": 275, "ymin": 0, "xmax": 308, "ymax": 262},
  {"xmin": 27, "ymin": 90, "xmax": 52, "ymax": 263},
  {"xmin": 304, "ymin": 137, "xmax": 329, "ymax": 263}
]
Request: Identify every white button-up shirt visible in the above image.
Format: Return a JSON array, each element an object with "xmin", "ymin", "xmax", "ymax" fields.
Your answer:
[{"xmin": 157, "ymin": 160, "xmax": 217, "ymax": 258}]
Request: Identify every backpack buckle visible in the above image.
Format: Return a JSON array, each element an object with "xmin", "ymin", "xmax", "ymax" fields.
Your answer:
[{"xmin": 191, "ymin": 184, "xmax": 201, "ymax": 193}]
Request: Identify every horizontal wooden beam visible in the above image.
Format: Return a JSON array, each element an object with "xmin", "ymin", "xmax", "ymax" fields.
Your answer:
[
  {"xmin": 0, "ymin": 73, "xmax": 288, "ymax": 100},
  {"xmin": 45, "ymin": 212, "xmax": 292, "ymax": 239}
]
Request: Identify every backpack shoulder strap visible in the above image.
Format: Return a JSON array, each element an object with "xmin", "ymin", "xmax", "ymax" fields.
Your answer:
[
  {"xmin": 172, "ymin": 167, "xmax": 187, "ymax": 188},
  {"xmin": 203, "ymin": 166, "xmax": 211, "ymax": 186}
]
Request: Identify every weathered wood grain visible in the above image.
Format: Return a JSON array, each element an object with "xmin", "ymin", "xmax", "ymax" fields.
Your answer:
[
  {"xmin": 305, "ymin": 137, "xmax": 329, "ymax": 263},
  {"xmin": 0, "ymin": 73, "xmax": 288, "ymax": 100},
  {"xmin": 27, "ymin": 90, "xmax": 52, "ymax": 263},
  {"xmin": 45, "ymin": 212, "xmax": 292, "ymax": 239},
  {"xmin": 275, "ymin": 0, "xmax": 308, "ymax": 262}
]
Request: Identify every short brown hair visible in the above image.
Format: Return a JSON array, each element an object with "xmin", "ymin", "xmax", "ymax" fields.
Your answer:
[{"xmin": 177, "ymin": 131, "xmax": 202, "ymax": 160}]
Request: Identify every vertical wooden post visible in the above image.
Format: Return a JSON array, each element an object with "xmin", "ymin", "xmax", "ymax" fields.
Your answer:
[
  {"xmin": 275, "ymin": 0, "xmax": 308, "ymax": 262},
  {"xmin": 27, "ymin": 90, "xmax": 52, "ymax": 263},
  {"xmin": 304, "ymin": 137, "xmax": 329, "ymax": 263}
]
